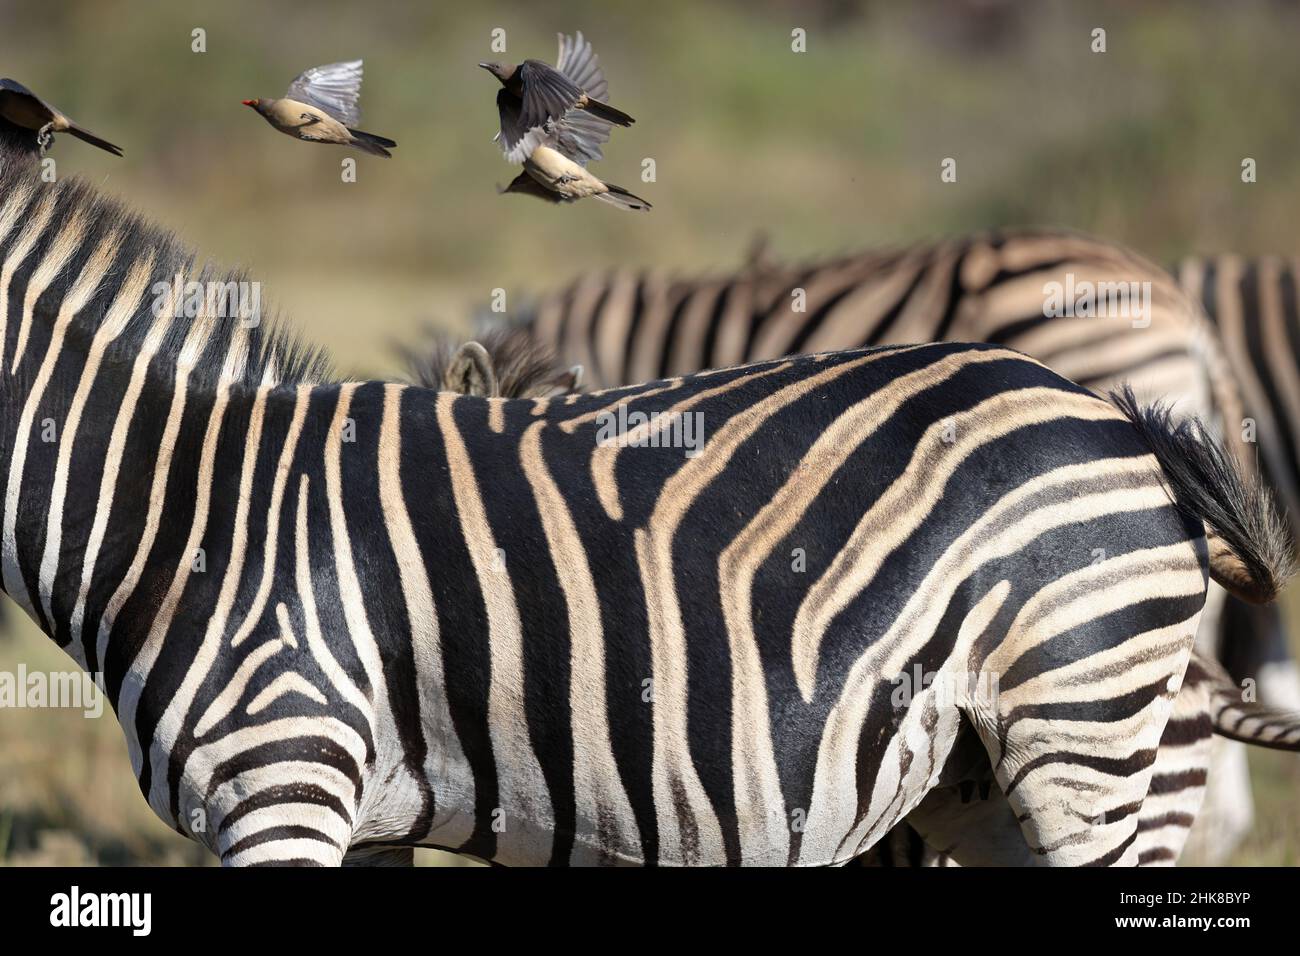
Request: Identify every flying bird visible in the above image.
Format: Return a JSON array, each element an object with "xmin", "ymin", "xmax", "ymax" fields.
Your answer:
[
  {"xmin": 0, "ymin": 78, "xmax": 123, "ymax": 156},
  {"xmin": 482, "ymin": 32, "xmax": 650, "ymax": 211},
  {"xmin": 242, "ymin": 60, "xmax": 397, "ymax": 158}
]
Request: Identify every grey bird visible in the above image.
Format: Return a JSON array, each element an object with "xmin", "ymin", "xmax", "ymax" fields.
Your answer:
[
  {"xmin": 0, "ymin": 78, "xmax": 123, "ymax": 156},
  {"xmin": 242, "ymin": 60, "xmax": 397, "ymax": 158},
  {"xmin": 482, "ymin": 32, "xmax": 650, "ymax": 211}
]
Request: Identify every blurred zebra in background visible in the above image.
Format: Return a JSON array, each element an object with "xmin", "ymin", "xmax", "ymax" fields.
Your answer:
[
  {"xmin": 1172, "ymin": 255, "xmax": 1300, "ymax": 863},
  {"xmin": 1177, "ymin": 257, "xmax": 1300, "ymax": 706},
  {"xmin": 497, "ymin": 229, "xmax": 1300, "ymax": 863},
  {"xmin": 1178, "ymin": 257, "xmax": 1300, "ymax": 550},
  {"xmin": 522, "ymin": 229, "xmax": 1229, "ymax": 412}
]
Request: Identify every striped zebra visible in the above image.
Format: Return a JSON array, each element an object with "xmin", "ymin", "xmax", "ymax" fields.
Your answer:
[
  {"xmin": 523, "ymin": 229, "xmax": 1233, "ymax": 418},
  {"xmin": 500, "ymin": 229, "xmax": 1300, "ymax": 862},
  {"xmin": 429, "ymin": 326, "xmax": 1300, "ymax": 866},
  {"xmin": 2, "ymin": 151, "xmax": 1290, "ymax": 866}
]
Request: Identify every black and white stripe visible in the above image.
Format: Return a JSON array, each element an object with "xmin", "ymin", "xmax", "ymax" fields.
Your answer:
[
  {"xmin": 504, "ymin": 228, "xmax": 1292, "ymax": 863},
  {"xmin": 2, "ymin": 151, "xmax": 1288, "ymax": 866},
  {"xmin": 525, "ymin": 229, "xmax": 1231, "ymax": 424}
]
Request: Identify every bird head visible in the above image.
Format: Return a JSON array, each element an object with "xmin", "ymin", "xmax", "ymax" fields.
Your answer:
[
  {"xmin": 478, "ymin": 62, "xmax": 516, "ymax": 84},
  {"xmin": 241, "ymin": 98, "xmax": 264, "ymax": 113}
]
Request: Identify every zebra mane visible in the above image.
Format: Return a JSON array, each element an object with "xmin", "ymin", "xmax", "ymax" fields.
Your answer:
[
  {"xmin": 400, "ymin": 325, "xmax": 578, "ymax": 398},
  {"xmin": 0, "ymin": 142, "xmax": 335, "ymax": 390}
]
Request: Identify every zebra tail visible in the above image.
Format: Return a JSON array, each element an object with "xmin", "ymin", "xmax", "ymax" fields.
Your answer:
[
  {"xmin": 1110, "ymin": 384, "xmax": 1296, "ymax": 604},
  {"xmin": 1187, "ymin": 648, "xmax": 1300, "ymax": 751}
]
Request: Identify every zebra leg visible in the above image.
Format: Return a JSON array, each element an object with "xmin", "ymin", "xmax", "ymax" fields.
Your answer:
[
  {"xmin": 1132, "ymin": 669, "xmax": 1215, "ymax": 865},
  {"xmin": 1180, "ymin": 737, "xmax": 1252, "ymax": 865},
  {"xmin": 1180, "ymin": 589, "xmax": 1266, "ymax": 864},
  {"xmin": 210, "ymin": 775, "xmax": 357, "ymax": 867},
  {"xmin": 910, "ymin": 686, "xmax": 1215, "ymax": 866},
  {"xmin": 342, "ymin": 846, "xmax": 415, "ymax": 867},
  {"xmin": 856, "ymin": 657, "xmax": 1223, "ymax": 867},
  {"xmin": 964, "ymin": 617, "xmax": 1196, "ymax": 866},
  {"xmin": 215, "ymin": 811, "xmax": 350, "ymax": 867}
]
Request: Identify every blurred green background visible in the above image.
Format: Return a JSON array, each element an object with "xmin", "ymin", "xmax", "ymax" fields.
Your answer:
[{"xmin": 1, "ymin": 0, "xmax": 1298, "ymax": 865}]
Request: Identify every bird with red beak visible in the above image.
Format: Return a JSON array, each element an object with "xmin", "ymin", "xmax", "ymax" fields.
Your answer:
[{"xmin": 243, "ymin": 61, "xmax": 396, "ymax": 158}]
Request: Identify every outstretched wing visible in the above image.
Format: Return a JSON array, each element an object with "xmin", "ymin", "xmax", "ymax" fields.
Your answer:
[
  {"xmin": 551, "ymin": 31, "xmax": 615, "ymax": 165},
  {"xmin": 496, "ymin": 89, "xmax": 547, "ymax": 164},
  {"xmin": 286, "ymin": 60, "xmax": 364, "ymax": 126},
  {"xmin": 516, "ymin": 59, "xmax": 584, "ymax": 130},
  {"xmin": 556, "ymin": 31, "xmax": 608, "ymax": 100},
  {"xmin": 497, "ymin": 34, "xmax": 622, "ymax": 167}
]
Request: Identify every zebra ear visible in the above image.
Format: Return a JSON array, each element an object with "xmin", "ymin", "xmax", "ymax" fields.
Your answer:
[{"xmin": 445, "ymin": 341, "xmax": 498, "ymax": 397}]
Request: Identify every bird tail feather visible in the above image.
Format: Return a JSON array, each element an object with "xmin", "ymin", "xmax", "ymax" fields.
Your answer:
[
  {"xmin": 594, "ymin": 181, "xmax": 651, "ymax": 211},
  {"xmin": 66, "ymin": 125, "xmax": 124, "ymax": 157},
  {"xmin": 581, "ymin": 99, "xmax": 635, "ymax": 127},
  {"xmin": 347, "ymin": 128, "xmax": 396, "ymax": 157}
]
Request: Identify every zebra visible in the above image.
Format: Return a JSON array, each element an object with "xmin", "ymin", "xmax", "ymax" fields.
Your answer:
[
  {"xmin": 428, "ymin": 325, "xmax": 1300, "ymax": 866},
  {"xmin": 497, "ymin": 228, "xmax": 1300, "ymax": 862},
  {"xmin": 521, "ymin": 229, "xmax": 1233, "ymax": 417},
  {"xmin": 2, "ymin": 150, "xmax": 1290, "ymax": 865}
]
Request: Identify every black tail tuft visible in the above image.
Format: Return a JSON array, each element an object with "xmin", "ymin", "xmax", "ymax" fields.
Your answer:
[{"xmin": 1111, "ymin": 385, "xmax": 1295, "ymax": 603}]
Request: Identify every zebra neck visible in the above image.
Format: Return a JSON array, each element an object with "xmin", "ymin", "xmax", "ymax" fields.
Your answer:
[
  {"xmin": 0, "ymin": 149, "xmax": 335, "ymax": 676},
  {"xmin": 0, "ymin": 331, "xmax": 267, "ymax": 673}
]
